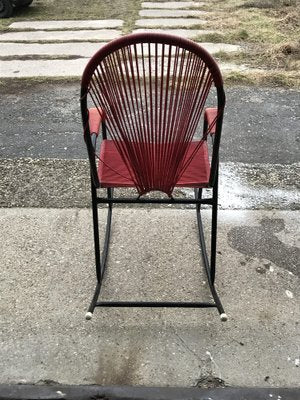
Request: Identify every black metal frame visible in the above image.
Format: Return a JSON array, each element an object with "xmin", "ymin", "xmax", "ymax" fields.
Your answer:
[
  {"xmin": 81, "ymin": 68, "xmax": 227, "ymax": 322},
  {"xmin": 85, "ymin": 167, "xmax": 226, "ymax": 321},
  {"xmin": 85, "ymin": 113, "xmax": 227, "ymax": 321}
]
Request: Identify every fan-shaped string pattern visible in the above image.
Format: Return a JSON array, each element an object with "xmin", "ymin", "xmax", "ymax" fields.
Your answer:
[{"xmin": 87, "ymin": 42, "xmax": 216, "ymax": 196}]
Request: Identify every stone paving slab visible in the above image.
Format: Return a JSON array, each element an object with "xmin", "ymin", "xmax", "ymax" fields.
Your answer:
[
  {"xmin": 0, "ymin": 42, "xmax": 106, "ymax": 57},
  {"xmin": 136, "ymin": 42, "xmax": 240, "ymax": 56},
  {"xmin": 0, "ymin": 41, "xmax": 240, "ymax": 59},
  {"xmin": 139, "ymin": 9, "xmax": 208, "ymax": 17},
  {"xmin": 9, "ymin": 20, "xmax": 123, "ymax": 30},
  {"xmin": 0, "ymin": 58, "xmax": 89, "ymax": 77},
  {"xmin": 142, "ymin": 2, "xmax": 205, "ymax": 9},
  {"xmin": 135, "ymin": 18, "xmax": 207, "ymax": 28},
  {"xmin": 133, "ymin": 28, "xmax": 215, "ymax": 39},
  {"xmin": 0, "ymin": 208, "xmax": 299, "ymax": 386},
  {"xmin": 197, "ymin": 42, "xmax": 241, "ymax": 53},
  {"xmin": 0, "ymin": 29, "xmax": 121, "ymax": 42},
  {"xmin": 219, "ymin": 62, "xmax": 262, "ymax": 73},
  {"xmin": 0, "ymin": 57, "xmax": 248, "ymax": 78}
]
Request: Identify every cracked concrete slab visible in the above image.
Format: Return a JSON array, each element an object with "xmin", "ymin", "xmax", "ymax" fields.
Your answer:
[
  {"xmin": 139, "ymin": 9, "xmax": 208, "ymax": 17},
  {"xmin": 9, "ymin": 20, "xmax": 123, "ymax": 30},
  {"xmin": 0, "ymin": 208, "xmax": 299, "ymax": 387},
  {"xmin": 135, "ymin": 18, "xmax": 207, "ymax": 28},
  {"xmin": 0, "ymin": 29, "xmax": 121, "ymax": 42},
  {"xmin": 142, "ymin": 2, "xmax": 206, "ymax": 9}
]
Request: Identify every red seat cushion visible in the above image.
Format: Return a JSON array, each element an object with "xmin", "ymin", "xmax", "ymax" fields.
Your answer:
[{"xmin": 98, "ymin": 140, "xmax": 210, "ymax": 188}]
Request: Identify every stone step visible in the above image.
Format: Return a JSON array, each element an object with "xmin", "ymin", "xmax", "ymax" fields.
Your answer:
[
  {"xmin": 200, "ymin": 42, "xmax": 241, "ymax": 53},
  {"xmin": 0, "ymin": 41, "xmax": 239, "ymax": 58},
  {"xmin": 142, "ymin": 2, "xmax": 205, "ymax": 9},
  {"xmin": 219, "ymin": 62, "xmax": 261, "ymax": 73},
  {"xmin": 0, "ymin": 42, "xmax": 106, "ymax": 57},
  {"xmin": 0, "ymin": 58, "xmax": 254, "ymax": 78},
  {"xmin": 133, "ymin": 28, "xmax": 215, "ymax": 39},
  {"xmin": 0, "ymin": 29, "xmax": 121, "ymax": 43},
  {"xmin": 9, "ymin": 20, "xmax": 123, "ymax": 30},
  {"xmin": 0, "ymin": 58, "xmax": 89, "ymax": 77},
  {"xmin": 139, "ymin": 9, "xmax": 208, "ymax": 17},
  {"xmin": 135, "ymin": 18, "xmax": 207, "ymax": 28}
]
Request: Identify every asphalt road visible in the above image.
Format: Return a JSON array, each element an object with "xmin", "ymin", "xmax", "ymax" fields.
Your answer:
[{"xmin": 0, "ymin": 81, "xmax": 299, "ymax": 164}]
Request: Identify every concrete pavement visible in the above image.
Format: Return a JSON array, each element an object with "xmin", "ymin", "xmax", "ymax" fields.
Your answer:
[
  {"xmin": 0, "ymin": 81, "xmax": 299, "ymax": 388},
  {"xmin": 0, "ymin": 208, "xmax": 299, "ymax": 387},
  {"xmin": 0, "ymin": 0, "xmax": 299, "ymax": 392}
]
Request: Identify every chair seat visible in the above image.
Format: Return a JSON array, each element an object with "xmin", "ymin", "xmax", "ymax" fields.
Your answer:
[{"xmin": 98, "ymin": 140, "xmax": 210, "ymax": 188}]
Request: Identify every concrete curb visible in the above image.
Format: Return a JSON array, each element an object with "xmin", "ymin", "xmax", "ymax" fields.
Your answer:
[{"xmin": 0, "ymin": 385, "xmax": 299, "ymax": 400}]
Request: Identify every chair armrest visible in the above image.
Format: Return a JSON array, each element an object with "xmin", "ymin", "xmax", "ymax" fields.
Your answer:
[
  {"xmin": 204, "ymin": 107, "xmax": 218, "ymax": 136},
  {"xmin": 88, "ymin": 107, "xmax": 105, "ymax": 136}
]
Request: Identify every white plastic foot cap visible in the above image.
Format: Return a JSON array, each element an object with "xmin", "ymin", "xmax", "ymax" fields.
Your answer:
[
  {"xmin": 220, "ymin": 313, "xmax": 228, "ymax": 322},
  {"xmin": 85, "ymin": 312, "xmax": 93, "ymax": 320}
]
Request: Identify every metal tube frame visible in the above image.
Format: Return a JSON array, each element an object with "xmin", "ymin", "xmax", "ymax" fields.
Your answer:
[
  {"xmin": 82, "ymin": 80, "xmax": 227, "ymax": 322},
  {"xmin": 86, "ymin": 171, "xmax": 226, "ymax": 321}
]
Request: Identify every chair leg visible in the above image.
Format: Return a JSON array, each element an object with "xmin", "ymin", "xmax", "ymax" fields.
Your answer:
[
  {"xmin": 195, "ymin": 188, "xmax": 211, "ymax": 282},
  {"xmin": 102, "ymin": 188, "xmax": 113, "ymax": 269},
  {"xmin": 195, "ymin": 186, "xmax": 227, "ymax": 321},
  {"xmin": 91, "ymin": 180, "xmax": 101, "ymax": 283},
  {"xmin": 86, "ymin": 184, "xmax": 113, "ymax": 320},
  {"xmin": 210, "ymin": 174, "xmax": 218, "ymax": 285}
]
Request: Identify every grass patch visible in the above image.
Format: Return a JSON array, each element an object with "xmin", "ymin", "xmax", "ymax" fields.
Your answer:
[
  {"xmin": 196, "ymin": 32, "xmax": 225, "ymax": 43},
  {"xmin": 0, "ymin": 54, "xmax": 85, "ymax": 61},
  {"xmin": 1, "ymin": 0, "xmax": 299, "ymax": 87},
  {"xmin": 215, "ymin": 42, "xmax": 300, "ymax": 71},
  {"xmin": 241, "ymin": 0, "xmax": 297, "ymax": 9},
  {"xmin": 224, "ymin": 70, "xmax": 300, "ymax": 88},
  {"xmin": 0, "ymin": 76, "xmax": 79, "ymax": 90},
  {"xmin": 224, "ymin": 71, "xmax": 253, "ymax": 85},
  {"xmin": 0, "ymin": 0, "xmax": 141, "ymax": 32},
  {"xmin": 202, "ymin": 0, "xmax": 300, "ymax": 86}
]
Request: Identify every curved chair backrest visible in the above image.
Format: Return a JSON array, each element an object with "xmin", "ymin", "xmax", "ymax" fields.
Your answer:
[{"xmin": 81, "ymin": 33, "xmax": 225, "ymax": 196}]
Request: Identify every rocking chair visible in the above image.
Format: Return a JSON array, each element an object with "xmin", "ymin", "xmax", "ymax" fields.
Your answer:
[{"xmin": 80, "ymin": 33, "xmax": 227, "ymax": 321}]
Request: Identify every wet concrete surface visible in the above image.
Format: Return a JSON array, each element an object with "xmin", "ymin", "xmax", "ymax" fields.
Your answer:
[
  {"xmin": 228, "ymin": 217, "xmax": 300, "ymax": 277},
  {"xmin": 0, "ymin": 158, "xmax": 299, "ymax": 210},
  {"xmin": 0, "ymin": 81, "xmax": 299, "ymax": 164}
]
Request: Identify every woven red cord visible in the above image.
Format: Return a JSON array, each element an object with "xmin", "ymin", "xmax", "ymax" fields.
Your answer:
[{"xmin": 86, "ymin": 42, "xmax": 221, "ymax": 196}]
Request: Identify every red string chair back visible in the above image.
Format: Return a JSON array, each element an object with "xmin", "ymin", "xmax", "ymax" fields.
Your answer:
[{"xmin": 81, "ymin": 33, "xmax": 224, "ymax": 197}]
